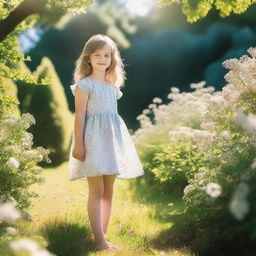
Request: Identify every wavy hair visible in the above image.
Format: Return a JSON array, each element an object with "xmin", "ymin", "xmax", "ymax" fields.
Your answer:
[{"xmin": 73, "ymin": 34, "xmax": 126, "ymax": 88}]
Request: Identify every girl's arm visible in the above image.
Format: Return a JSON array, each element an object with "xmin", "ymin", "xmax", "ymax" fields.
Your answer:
[{"xmin": 73, "ymin": 86, "xmax": 89, "ymax": 160}]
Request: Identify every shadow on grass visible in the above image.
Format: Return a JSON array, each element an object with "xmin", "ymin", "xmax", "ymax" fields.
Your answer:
[
  {"xmin": 38, "ymin": 216, "xmax": 98, "ymax": 256},
  {"xmin": 127, "ymin": 170, "xmax": 187, "ymax": 223},
  {"xmin": 149, "ymin": 214, "xmax": 207, "ymax": 256}
]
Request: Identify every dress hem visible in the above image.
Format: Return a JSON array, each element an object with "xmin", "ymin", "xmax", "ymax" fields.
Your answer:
[{"xmin": 68, "ymin": 172, "xmax": 145, "ymax": 181}]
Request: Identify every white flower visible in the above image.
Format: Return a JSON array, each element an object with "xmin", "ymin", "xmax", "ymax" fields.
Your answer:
[
  {"xmin": 205, "ymin": 182, "xmax": 222, "ymax": 198},
  {"xmin": 222, "ymin": 58, "xmax": 240, "ymax": 71},
  {"xmin": 229, "ymin": 199, "xmax": 249, "ymax": 221},
  {"xmin": 170, "ymin": 87, "xmax": 180, "ymax": 94},
  {"xmin": 233, "ymin": 108, "xmax": 256, "ymax": 133},
  {"xmin": 20, "ymin": 113, "xmax": 36, "ymax": 129},
  {"xmin": 9, "ymin": 238, "xmax": 38, "ymax": 252},
  {"xmin": 0, "ymin": 202, "xmax": 21, "ymax": 223},
  {"xmin": 6, "ymin": 157, "xmax": 20, "ymax": 169},
  {"xmin": 32, "ymin": 248, "xmax": 54, "ymax": 256},
  {"xmin": 152, "ymin": 97, "xmax": 163, "ymax": 104},
  {"xmin": 229, "ymin": 182, "xmax": 250, "ymax": 221},
  {"xmin": 184, "ymin": 184, "xmax": 195, "ymax": 195},
  {"xmin": 148, "ymin": 103, "xmax": 157, "ymax": 109},
  {"xmin": 220, "ymin": 130, "xmax": 231, "ymax": 139},
  {"xmin": 6, "ymin": 226, "xmax": 17, "ymax": 235},
  {"xmin": 247, "ymin": 47, "xmax": 256, "ymax": 59},
  {"xmin": 250, "ymin": 158, "xmax": 256, "ymax": 169},
  {"xmin": 190, "ymin": 81, "xmax": 206, "ymax": 89},
  {"xmin": 200, "ymin": 122, "xmax": 216, "ymax": 131},
  {"xmin": 142, "ymin": 109, "xmax": 151, "ymax": 115},
  {"xmin": 209, "ymin": 94, "xmax": 225, "ymax": 105},
  {"xmin": 9, "ymin": 238, "xmax": 54, "ymax": 256}
]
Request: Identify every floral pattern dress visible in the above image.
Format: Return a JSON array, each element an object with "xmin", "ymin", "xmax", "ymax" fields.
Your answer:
[{"xmin": 68, "ymin": 76, "xmax": 145, "ymax": 181}]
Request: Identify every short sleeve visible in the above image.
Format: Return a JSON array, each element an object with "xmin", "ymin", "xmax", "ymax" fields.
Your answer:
[
  {"xmin": 70, "ymin": 78, "xmax": 92, "ymax": 96},
  {"xmin": 116, "ymin": 87, "xmax": 123, "ymax": 100}
]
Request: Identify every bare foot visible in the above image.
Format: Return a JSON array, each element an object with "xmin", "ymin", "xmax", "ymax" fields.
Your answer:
[
  {"xmin": 96, "ymin": 241, "xmax": 115, "ymax": 251},
  {"xmin": 106, "ymin": 241, "xmax": 121, "ymax": 249}
]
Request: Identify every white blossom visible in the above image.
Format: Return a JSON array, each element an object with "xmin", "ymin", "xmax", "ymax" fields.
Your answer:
[
  {"xmin": 190, "ymin": 81, "xmax": 206, "ymax": 89},
  {"xmin": 184, "ymin": 184, "xmax": 195, "ymax": 195},
  {"xmin": 9, "ymin": 238, "xmax": 38, "ymax": 252},
  {"xmin": 152, "ymin": 97, "xmax": 163, "ymax": 104},
  {"xmin": 6, "ymin": 157, "xmax": 20, "ymax": 169},
  {"xmin": 0, "ymin": 201, "xmax": 21, "ymax": 223},
  {"xmin": 142, "ymin": 109, "xmax": 151, "ymax": 115},
  {"xmin": 9, "ymin": 238, "xmax": 54, "ymax": 256},
  {"xmin": 148, "ymin": 103, "xmax": 157, "ymax": 109},
  {"xmin": 233, "ymin": 108, "xmax": 256, "ymax": 133},
  {"xmin": 205, "ymin": 182, "xmax": 222, "ymax": 198},
  {"xmin": 220, "ymin": 130, "xmax": 231, "ymax": 139},
  {"xmin": 222, "ymin": 58, "xmax": 241, "ymax": 71},
  {"xmin": 247, "ymin": 47, "xmax": 256, "ymax": 58},
  {"xmin": 250, "ymin": 157, "xmax": 256, "ymax": 169},
  {"xmin": 229, "ymin": 182, "xmax": 250, "ymax": 221},
  {"xmin": 170, "ymin": 87, "xmax": 180, "ymax": 94}
]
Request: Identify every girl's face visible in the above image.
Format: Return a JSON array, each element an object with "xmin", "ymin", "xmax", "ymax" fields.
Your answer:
[{"xmin": 89, "ymin": 44, "xmax": 112, "ymax": 72}]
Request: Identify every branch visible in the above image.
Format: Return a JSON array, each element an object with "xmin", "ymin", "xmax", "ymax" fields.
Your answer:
[{"xmin": 0, "ymin": 0, "xmax": 48, "ymax": 42}]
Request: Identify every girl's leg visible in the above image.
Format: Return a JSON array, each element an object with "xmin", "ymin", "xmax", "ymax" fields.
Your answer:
[
  {"xmin": 102, "ymin": 174, "xmax": 120, "ymax": 249},
  {"xmin": 87, "ymin": 176, "xmax": 111, "ymax": 250},
  {"xmin": 101, "ymin": 174, "xmax": 117, "ymax": 234}
]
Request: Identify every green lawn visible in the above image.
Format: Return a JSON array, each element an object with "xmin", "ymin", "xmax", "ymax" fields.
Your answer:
[{"xmin": 25, "ymin": 161, "xmax": 194, "ymax": 256}]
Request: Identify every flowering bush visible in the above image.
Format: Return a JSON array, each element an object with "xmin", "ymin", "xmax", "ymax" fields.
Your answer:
[
  {"xmin": 133, "ymin": 47, "xmax": 256, "ymax": 254},
  {"xmin": 178, "ymin": 47, "xmax": 256, "ymax": 254},
  {"xmin": 0, "ymin": 200, "xmax": 55, "ymax": 256},
  {"xmin": 0, "ymin": 112, "xmax": 51, "ymax": 210},
  {"xmin": 132, "ymin": 81, "xmax": 217, "ymax": 199}
]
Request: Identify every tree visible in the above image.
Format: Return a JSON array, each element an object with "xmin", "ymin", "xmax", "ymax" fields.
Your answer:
[
  {"xmin": 157, "ymin": 0, "xmax": 256, "ymax": 23},
  {"xmin": 0, "ymin": 0, "xmax": 93, "ymax": 42}
]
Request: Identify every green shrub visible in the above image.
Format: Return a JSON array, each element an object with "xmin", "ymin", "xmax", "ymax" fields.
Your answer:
[{"xmin": 16, "ymin": 57, "xmax": 74, "ymax": 166}]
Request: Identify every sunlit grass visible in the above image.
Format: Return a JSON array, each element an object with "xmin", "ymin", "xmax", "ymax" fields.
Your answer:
[{"xmin": 24, "ymin": 161, "xmax": 194, "ymax": 256}]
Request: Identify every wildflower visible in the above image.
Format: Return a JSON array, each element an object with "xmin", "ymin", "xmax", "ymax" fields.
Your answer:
[
  {"xmin": 0, "ymin": 201, "xmax": 21, "ymax": 223},
  {"xmin": 229, "ymin": 182, "xmax": 250, "ymax": 221},
  {"xmin": 6, "ymin": 157, "xmax": 20, "ymax": 169},
  {"xmin": 233, "ymin": 108, "xmax": 256, "ymax": 133},
  {"xmin": 205, "ymin": 182, "xmax": 222, "ymax": 198},
  {"xmin": 190, "ymin": 81, "xmax": 206, "ymax": 89},
  {"xmin": 148, "ymin": 103, "xmax": 157, "ymax": 109},
  {"xmin": 170, "ymin": 87, "xmax": 180, "ymax": 94},
  {"xmin": 9, "ymin": 238, "xmax": 54, "ymax": 256},
  {"xmin": 9, "ymin": 238, "xmax": 38, "ymax": 252},
  {"xmin": 220, "ymin": 130, "xmax": 231, "ymax": 139},
  {"xmin": 152, "ymin": 97, "xmax": 163, "ymax": 104},
  {"xmin": 142, "ymin": 109, "xmax": 151, "ymax": 115},
  {"xmin": 222, "ymin": 58, "xmax": 240, "ymax": 71},
  {"xmin": 247, "ymin": 47, "xmax": 256, "ymax": 59},
  {"xmin": 230, "ymin": 199, "xmax": 249, "ymax": 221},
  {"xmin": 250, "ymin": 158, "xmax": 256, "ymax": 169},
  {"xmin": 184, "ymin": 184, "xmax": 195, "ymax": 195}
]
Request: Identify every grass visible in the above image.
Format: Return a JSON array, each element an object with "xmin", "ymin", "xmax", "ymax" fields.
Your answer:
[{"xmin": 19, "ymin": 161, "xmax": 196, "ymax": 256}]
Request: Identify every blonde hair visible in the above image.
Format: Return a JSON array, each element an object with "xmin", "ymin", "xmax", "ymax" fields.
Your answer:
[{"xmin": 73, "ymin": 34, "xmax": 126, "ymax": 88}]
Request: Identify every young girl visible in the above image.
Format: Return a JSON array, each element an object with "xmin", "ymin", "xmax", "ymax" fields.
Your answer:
[{"xmin": 67, "ymin": 34, "xmax": 145, "ymax": 251}]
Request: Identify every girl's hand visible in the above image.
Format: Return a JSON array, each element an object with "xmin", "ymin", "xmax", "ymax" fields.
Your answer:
[{"xmin": 72, "ymin": 144, "xmax": 86, "ymax": 161}]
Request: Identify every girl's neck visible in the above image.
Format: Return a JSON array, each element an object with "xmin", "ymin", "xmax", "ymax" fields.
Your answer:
[{"xmin": 89, "ymin": 71, "xmax": 106, "ymax": 82}]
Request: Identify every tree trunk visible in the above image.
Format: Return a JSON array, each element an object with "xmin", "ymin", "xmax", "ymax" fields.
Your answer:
[{"xmin": 0, "ymin": 0, "xmax": 48, "ymax": 42}]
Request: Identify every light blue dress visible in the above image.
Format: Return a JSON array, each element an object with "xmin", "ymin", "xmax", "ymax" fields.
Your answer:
[{"xmin": 68, "ymin": 76, "xmax": 145, "ymax": 181}]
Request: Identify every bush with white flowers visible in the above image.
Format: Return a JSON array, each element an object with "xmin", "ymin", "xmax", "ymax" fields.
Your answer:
[
  {"xmin": 133, "ymin": 47, "xmax": 256, "ymax": 254},
  {"xmin": 0, "ymin": 200, "xmax": 55, "ymax": 256},
  {"xmin": 0, "ymin": 112, "xmax": 51, "ymax": 210}
]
